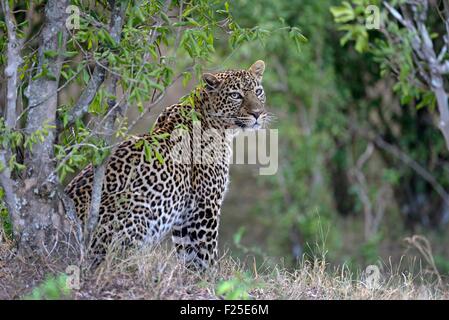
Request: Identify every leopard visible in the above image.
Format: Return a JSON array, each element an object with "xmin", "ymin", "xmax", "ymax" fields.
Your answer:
[{"xmin": 64, "ymin": 60, "xmax": 271, "ymax": 269}]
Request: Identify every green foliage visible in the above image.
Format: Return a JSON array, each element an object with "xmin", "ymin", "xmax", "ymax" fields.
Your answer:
[
  {"xmin": 0, "ymin": 117, "xmax": 54, "ymax": 174},
  {"xmin": 133, "ymin": 131, "xmax": 169, "ymax": 165},
  {"xmin": 358, "ymin": 234, "xmax": 382, "ymax": 264},
  {"xmin": 331, "ymin": 0, "xmax": 443, "ymax": 113},
  {"xmin": 223, "ymin": 0, "xmax": 353, "ymax": 265},
  {"xmin": 0, "ymin": 187, "xmax": 12, "ymax": 240},
  {"xmin": 55, "ymin": 123, "xmax": 111, "ymax": 182},
  {"xmin": 2, "ymin": 0, "xmax": 304, "ymax": 190},
  {"xmin": 23, "ymin": 123, "xmax": 56, "ymax": 152},
  {"xmin": 43, "ymin": 0, "xmax": 301, "ymax": 184},
  {"xmin": 221, "ymin": 0, "xmax": 449, "ymax": 272},
  {"xmin": 23, "ymin": 274, "xmax": 71, "ymax": 300},
  {"xmin": 216, "ymin": 272, "xmax": 258, "ymax": 300},
  {"xmin": 434, "ymin": 255, "xmax": 449, "ymax": 275},
  {"xmin": 0, "ymin": 19, "xmax": 6, "ymax": 66},
  {"xmin": 330, "ymin": 0, "xmax": 380, "ymax": 52},
  {"xmin": 330, "ymin": 0, "xmax": 449, "ymax": 238}
]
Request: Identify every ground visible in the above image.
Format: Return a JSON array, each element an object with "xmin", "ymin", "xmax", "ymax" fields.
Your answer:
[{"xmin": 1, "ymin": 239, "xmax": 448, "ymax": 300}]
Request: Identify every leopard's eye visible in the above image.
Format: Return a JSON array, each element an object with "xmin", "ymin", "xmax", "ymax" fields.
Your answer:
[
  {"xmin": 229, "ymin": 92, "xmax": 243, "ymax": 100},
  {"xmin": 255, "ymin": 88, "xmax": 264, "ymax": 96}
]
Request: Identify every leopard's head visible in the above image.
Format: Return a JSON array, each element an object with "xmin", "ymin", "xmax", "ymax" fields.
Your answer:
[{"xmin": 202, "ymin": 60, "xmax": 273, "ymax": 130}]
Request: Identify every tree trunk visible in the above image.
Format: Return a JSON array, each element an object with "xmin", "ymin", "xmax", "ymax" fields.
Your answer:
[{"xmin": 11, "ymin": 0, "xmax": 71, "ymax": 255}]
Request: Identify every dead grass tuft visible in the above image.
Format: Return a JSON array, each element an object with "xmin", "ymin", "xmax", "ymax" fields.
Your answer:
[{"xmin": 1, "ymin": 239, "xmax": 448, "ymax": 300}]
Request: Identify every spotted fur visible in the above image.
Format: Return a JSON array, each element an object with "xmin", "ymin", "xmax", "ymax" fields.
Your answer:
[{"xmin": 65, "ymin": 61, "xmax": 270, "ymax": 269}]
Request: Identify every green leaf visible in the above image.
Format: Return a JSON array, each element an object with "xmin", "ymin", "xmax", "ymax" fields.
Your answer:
[
  {"xmin": 355, "ymin": 32, "xmax": 368, "ymax": 53},
  {"xmin": 182, "ymin": 5, "xmax": 198, "ymax": 17},
  {"xmin": 63, "ymin": 51, "xmax": 78, "ymax": 58},
  {"xmin": 225, "ymin": 1, "xmax": 230, "ymax": 12},
  {"xmin": 57, "ymin": 31, "xmax": 63, "ymax": 48},
  {"xmin": 134, "ymin": 140, "xmax": 144, "ymax": 149},
  {"xmin": 143, "ymin": 140, "xmax": 152, "ymax": 163},
  {"xmin": 182, "ymin": 72, "xmax": 192, "ymax": 87},
  {"xmin": 154, "ymin": 132, "xmax": 170, "ymax": 140},
  {"xmin": 148, "ymin": 80, "xmax": 165, "ymax": 92},
  {"xmin": 44, "ymin": 50, "xmax": 59, "ymax": 58},
  {"xmin": 330, "ymin": 2, "xmax": 356, "ymax": 23},
  {"xmin": 135, "ymin": 6, "xmax": 145, "ymax": 23},
  {"xmin": 233, "ymin": 227, "xmax": 245, "ymax": 245},
  {"xmin": 416, "ymin": 92, "xmax": 436, "ymax": 110},
  {"xmin": 160, "ymin": 12, "xmax": 171, "ymax": 25},
  {"xmin": 154, "ymin": 149, "xmax": 164, "ymax": 164},
  {"xmin": 216, "ymin": 281, "xmax": 234, "ymax": 295},
  {"xmin": 99, "ymin": 29, "xmax": 117, "ymax": 47}
]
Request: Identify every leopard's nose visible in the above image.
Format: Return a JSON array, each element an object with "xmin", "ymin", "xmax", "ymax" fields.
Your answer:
[{"xmin": 249, "ymin": 111, "xmax": 262, "ymax": 119}]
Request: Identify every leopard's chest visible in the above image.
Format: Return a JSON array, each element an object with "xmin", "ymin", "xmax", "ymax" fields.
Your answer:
[{"xmin": 134, "ymin": 134, "xmax": 233, "ymax": 243}]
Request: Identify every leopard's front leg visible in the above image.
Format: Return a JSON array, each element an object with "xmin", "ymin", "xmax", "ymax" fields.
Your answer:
[{"xmin": 171, "ymin": 199, "xmax": 220, "ymax": 270}]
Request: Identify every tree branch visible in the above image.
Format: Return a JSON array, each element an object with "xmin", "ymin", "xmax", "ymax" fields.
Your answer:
[
  {"xmin": 1, "ymin": 0, "xmax": 23, "ymax": 225},
  {"xmin": 353, "ymin": 125, "xmax": 449, "ymax": 209},
  {"xmin": 350, "ymin": 143, "xmax": 375, "ymax": 239},
  {"xmin": 64, "ymin": 0, "xmax": 173, "ymax": 128},
  {"xmin": 384, "ymin": 0, "xmax": 449, "ymax": 151},
  {"xmin": 84, "ymin": 0, "xmax": 127, "ymax": 247},
  {"xmin": 1, "ymin": 0, "xmax": 23, "ymax": 130},
  {"xmin": 63, "ymin": 66, "xmax": 106, "ymax": 128}
]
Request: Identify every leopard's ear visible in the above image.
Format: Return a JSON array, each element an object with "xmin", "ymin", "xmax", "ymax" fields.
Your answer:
[
  {"xmin": 202, "ymin": 73, "xmax": 221, "ymax": 92},
  {"xmin": 249, "ymin": 60, "xmax": 265, "ymax": 81}
]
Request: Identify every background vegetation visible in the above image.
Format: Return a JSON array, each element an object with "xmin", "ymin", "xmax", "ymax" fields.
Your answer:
[{"xmin": 221, "ymin": 0, "xmax": 449, "ymax": 278}]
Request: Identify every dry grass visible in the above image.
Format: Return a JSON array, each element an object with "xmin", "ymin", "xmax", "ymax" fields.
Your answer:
[{"xmin": 1, "ymin": 237, "xmax": 448, "ymax": 300}]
